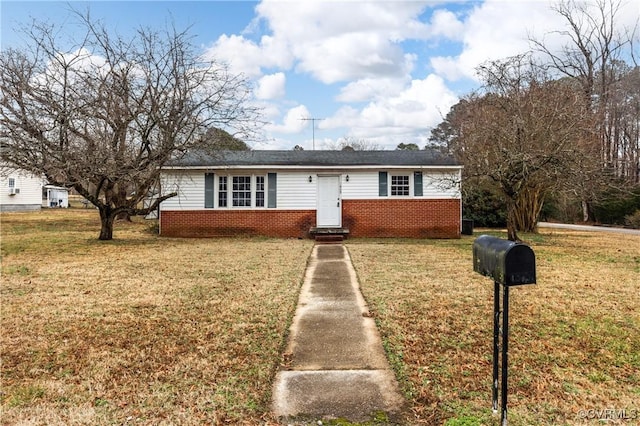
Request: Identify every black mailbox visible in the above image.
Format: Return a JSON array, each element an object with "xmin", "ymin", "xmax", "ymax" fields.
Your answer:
[{"xmin": 473, "ymin": 235, "xmax": 536, "ymax": 286}]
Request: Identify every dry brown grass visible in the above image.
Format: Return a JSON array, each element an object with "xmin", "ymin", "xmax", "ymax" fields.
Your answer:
[
  {"xmin": 1, "ymin": 209, "xmax": 313, "ymax": 425},
  {"xmin": 3, "ymin": 211, "xmax": 639, "ymax": 425},
  {"xmin": 347, "ymin": 231, "xmax": 640, "ymax": 425}
]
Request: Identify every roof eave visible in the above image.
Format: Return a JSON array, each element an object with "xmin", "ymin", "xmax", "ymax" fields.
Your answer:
[{"xmin": 161, "ymin": 164, "xmax": 463, "ymax": 170}]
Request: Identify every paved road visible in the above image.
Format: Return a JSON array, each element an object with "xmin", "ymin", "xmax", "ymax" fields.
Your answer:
[{"xmin": 538, "ymin": 222, "xmax": 640, "ymax": 236}]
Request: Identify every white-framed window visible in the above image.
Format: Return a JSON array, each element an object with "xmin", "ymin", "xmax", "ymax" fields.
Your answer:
[
  {"xmin": 218, "ymin": 176, "xmax": 228, "ymax": 207},
  {"xmin": 8, "ymin": 177, "xmax": 16, "ymax": 188},
  {"xmin": 214, "ymin": 174, "xmax": 266, "ymax": 208},
  {"xmin": 232, "ymin": 176, "xmax": 251, "ymax": 207},
  {"xmin": 391, "ymin": 175, "xmax": 410, "ymax": 196},
  {"xmin": 255, "ymin": 176, "xmax": 265, "ymax": 207}
]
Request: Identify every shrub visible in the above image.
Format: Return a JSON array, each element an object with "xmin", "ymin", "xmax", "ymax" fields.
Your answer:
[
  {"xmin": 624, "ymin": 210, "xmax": 640, "ymax": 229},
  {"xmin": 541, "ymin": 193, "xmax": 583, "ymax": 223},
  {"xmin": 593, "ymin": 186, "xmax": 640, "ymax": 225},
  {"xmin": 462, "ymin": 186, "xmax": 507, "ymax": 227}
]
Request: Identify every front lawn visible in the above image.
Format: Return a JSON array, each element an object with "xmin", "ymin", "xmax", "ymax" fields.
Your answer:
[
  {"xmin": 1, "ymin": 210, "xmax": 313, "ymax": 425},
  {"xmin": 2, "ymin": 210, "xmax": 637, "ymax": 425},
  {"xmin": 347, "ymin": 231, "xmax": 640, "ymax": 425}
]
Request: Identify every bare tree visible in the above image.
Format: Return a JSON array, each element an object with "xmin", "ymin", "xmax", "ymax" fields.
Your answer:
[
  {"xmin": 448, "ymin": 55, "xmax": 593, "ymax": 241},
  {"xmin": 530, "ymin": 0, "xmax": 640, "ymax": 218},
  {"xmin": 0, "ymin": 12, "xmax": 260, "ymax": 239},
  {"xmin": 326, "ymin": 136, "xmax": 380, "ymax": 151}
]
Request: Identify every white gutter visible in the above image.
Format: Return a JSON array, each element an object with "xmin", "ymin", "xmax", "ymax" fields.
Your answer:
[{"xmin": 162, "ymin": 164, "xmax": 463, "ymax": 171}]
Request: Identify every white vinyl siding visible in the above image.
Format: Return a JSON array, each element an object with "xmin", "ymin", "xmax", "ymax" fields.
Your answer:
[
  {"xmin": 341, "ymin": 172, "xmax": 379, "ymax": 199},
  {"xmin": 0, "ymin": 167, "xmax": 43, "ymax": 211},
  {"xmin": 276, "ymin": 172, "xmax": 316, "ymax": 209},
  {"xmin": 159, "ymin": 168, "xmax": 461, "ymax": 212},
  {"xmin": 341, "ymin": 170, "xmax": 460, "ymax": 200},
  {"xmin": 160, "ymin": 171, "xmax": 278, "ymax": 210},
  {"xmin": 160, "ymin": 171, "xmax": 205, "ymax": 211},
  {"xmin": 421, "ymin": 171, "xmax": 461, "ymax": 198}
]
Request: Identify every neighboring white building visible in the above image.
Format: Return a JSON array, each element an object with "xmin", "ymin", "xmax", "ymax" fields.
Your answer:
[
  {"xmin": 43, "ymin": 185, "xmax": 69, "ymax": 208},
  {"xmin": 0, "ymin": 166, "xmax": 43, "ymax": 212}
]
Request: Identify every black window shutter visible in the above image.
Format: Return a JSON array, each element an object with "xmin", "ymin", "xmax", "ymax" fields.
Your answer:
[
  {"xmin": 204, "ymin": 173, "xmax": 215, "ymax": 208},
  {"xmin": 379, "ymin": 171, "xmax": 388, "ymax": 196},
  {"xmin": 267, "ymin": 173, "xmax": 277, "ymax": 208},
  {"xmin": 414, "ymin": 171, "xmax": 423, "ymax": 196}
]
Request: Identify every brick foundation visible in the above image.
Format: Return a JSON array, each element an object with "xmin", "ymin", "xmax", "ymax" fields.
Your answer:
[
  {"xmin": 160, "ymin": 210, "xmax": 315, "ymax": 238},
  {"xmin": 160, "ymin": 198, "xmax": 461, "ymax": 239},
  {"xmin": 343, "ymin": 199, "xmax": 460, "ymax": 238}
]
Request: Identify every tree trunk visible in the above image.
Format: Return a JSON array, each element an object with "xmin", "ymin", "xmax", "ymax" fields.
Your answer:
[
  {"xmin": 513, "ymin": 187, "xmax": 544, "ymax": 233},
  {"xmin": 506, "ymin": 186, "xmax": 545, "ymax": 241},
  {"xmin": 98, "ymin": 208, "xmax": 115, "ymax": 240},
  {"xmin": 581, "ymin": 200, "xmax": 592, "ymax": 222},
  {"xmin": 114, "ymin": 187, "xmax": 132, "ymax": 221},
  {"xmin": 507, "ymin": 222, "xmax": 520, "ymax": 242},
  {"xmin": 506, "ymin": 201, "xmax": 520, "ymax": 242}
]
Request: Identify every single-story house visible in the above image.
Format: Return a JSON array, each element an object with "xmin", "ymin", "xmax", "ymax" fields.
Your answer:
[
  {"xmin": 0, "ymin": 165, "xmax": 43, "ymax": 212},
  {"xmin": 159, "ymin": 150, "xmax": 462, "ymax": 239}
]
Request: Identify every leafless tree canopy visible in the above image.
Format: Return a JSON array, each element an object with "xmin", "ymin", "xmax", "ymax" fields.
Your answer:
[
  {"xmin": 0, "ymin": 12, "xmax": 261, "ymax": 239},
  {"xmin": 430, "ymin": 0, "xmax": 639, "ymax": 236},
  {"xmin": 435, "ymin": 55, "xmax": 593, "ymax": 240},
  {"xmin": 327, "ymin": 136, "xmax": 380, "ymax": 151},
  {"xmin": 530, "ymin": 0, "xmax": 640, "ymax": 187}
]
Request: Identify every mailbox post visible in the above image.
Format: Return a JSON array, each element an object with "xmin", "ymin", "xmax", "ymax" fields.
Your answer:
[{"xmin": 473, "ymin": 235, "xmax": 536, "ymax": 426}]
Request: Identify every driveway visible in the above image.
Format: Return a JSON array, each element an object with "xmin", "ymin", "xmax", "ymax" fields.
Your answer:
[{"xmin": 538, "ymin": 222, "xmax": 640, "ymax": 236}]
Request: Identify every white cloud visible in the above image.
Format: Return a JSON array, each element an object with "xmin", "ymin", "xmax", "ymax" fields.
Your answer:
[
  {"xmin": 324, "ymin": 73, "xmax": 458, "ymax": 149},
  {"xmin": 427, "ymin": 9, "xmax": 465, "ymax": 40},
  {"xmin": 254, "ymin": 0, "xmax": 429, "ymax": 84},
  {"xmin": 427, "ymin": 0, "xmax": 624, "ymax": 82},
  {"xmin": 205, "ymin": 34, "xmax": 262, "ymax": 77},
  {"xmin": 207, "ymin": 0, "xmax": 640, "ymax": 150},
  {"xmin": 336, "ymin": 74, "xmax": 410, "ymax": 103},
  {"xmin": 255, "ymin": 72, "xmax": 286, "ymax": 100},
  {"xmin": 427, "ymin": 1, "xmax": 559, "ymax": 82},
  {"xmin": 205, "ymin": 1, "xmax": 430, "ymax": 84},
  {"xmin": 295, "ymin": 33, "xmax": 409, "ymax": 84},
  {"xmin": 204, "ymin": 34, "xmax": 292, "ymax": 78},
  {"xmin": 266, "ymin": 104, "xmax": 310, "ymax": 134}
]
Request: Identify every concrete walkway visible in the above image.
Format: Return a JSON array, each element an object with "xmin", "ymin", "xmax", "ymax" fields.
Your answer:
[{"xmin": 272, "ymin": 244, "xmax": 405, "ymax": 424}]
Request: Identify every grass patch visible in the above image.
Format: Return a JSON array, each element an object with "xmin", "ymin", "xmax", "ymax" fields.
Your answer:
[
  {"xmin": 3, "ymin": 211, "xmax": 638, "ymax": 425},
  {"xmin": 1, "ymin": 210, "xmax": 313, "ymax": 425},
  {"xmin": 347, "ymin": 230, "xmax": 639, "ymax": 425}
]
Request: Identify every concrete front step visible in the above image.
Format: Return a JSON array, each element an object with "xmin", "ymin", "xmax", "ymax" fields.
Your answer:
[
  {"xmin": 314, "ymin": 234, "xmax": 344, "ymax": 243},
  {"xmin": 310, "ymin": 227, "xmax": 349, "ymax": 243}
]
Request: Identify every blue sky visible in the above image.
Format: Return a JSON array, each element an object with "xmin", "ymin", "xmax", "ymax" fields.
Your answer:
[{"xmin": 2, "ymin": 1, "xmax": 638, "ymax": 150}]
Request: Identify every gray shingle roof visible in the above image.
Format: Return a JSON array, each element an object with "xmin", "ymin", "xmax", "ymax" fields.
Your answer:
[{"xmin": 167, "ymin": 150, "xmax": 460, "ymax": 167}]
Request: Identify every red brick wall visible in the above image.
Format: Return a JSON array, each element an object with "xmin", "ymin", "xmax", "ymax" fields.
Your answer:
[
  {"xmin": 342, "ymin": 199, "xmax": 461, "ymax": 238},
  {"xmin": 160, "ymin": 210, "xmax": 316, "ymax": 238},
  {"xmin": 160, "ymin": 198, "xmax": 461, "ymax": 239}
]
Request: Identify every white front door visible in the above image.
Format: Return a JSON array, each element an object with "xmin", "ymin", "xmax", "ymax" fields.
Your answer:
[{"xmin": 317, "ymin": 175, "xmax": 341, "ymax": 227}]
